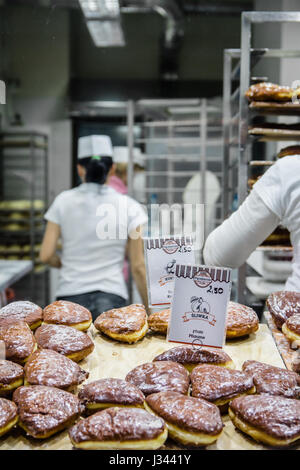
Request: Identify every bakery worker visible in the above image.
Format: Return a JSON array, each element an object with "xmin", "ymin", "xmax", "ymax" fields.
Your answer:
[
  {"xmin": 39, "ymin": 135, "xmax": 149, "ymax": 320},
  {"xmin": 203, "ymin": 155, "xmax": 300, "ymax": 291},
  {"xmin": 109, "ymin": 146, "xmax": 146, "ymax": 203}
]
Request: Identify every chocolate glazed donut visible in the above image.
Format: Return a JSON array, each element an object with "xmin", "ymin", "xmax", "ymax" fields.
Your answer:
[
  {"xmin": 0, "ymin": 301, "xmax": 43, "ymax": 330},
  {"xmin": 266, "ymin": 291, "xmax": 300, "ymax": 330},
  {"xmin": 145, "ymin": 391, "xmax": 223, "ymax": 447},
  {"xmin": 229, "ymin": 394, "xmax": 300, "ymax": 447},
  {"xmin": 68, "ymin": 407, "xmax": 167, "ymax": 450},
  {"xmin": 125, "ymin": 361, "xmax": 190, "ymax": 396},
  {"xmin": 0, "ymin": 360, "xmax": 24, "ymax": 396},
  {"xmin": 35, "ymin": 323, "xmax": 94, "ymax": 362},
  {"xmin": 24, "ymin": 348, "xmax": 88, "ymax": 390},
  {"xmin": 13, "ymin": 385, "xmax": 84, "ymax": 439}
]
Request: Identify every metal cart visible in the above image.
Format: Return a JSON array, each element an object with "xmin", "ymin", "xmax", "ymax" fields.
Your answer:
[
  {"xmin": 223, "ymin": 11, "xmax": 300, "ymax": 304},
  {"xmin": 127, "ymin": 98, "xmax": 224, "ymax": 262},
  {"xmin": 0, "ymin": 132, "xmax": 49, "ymax": 306}
]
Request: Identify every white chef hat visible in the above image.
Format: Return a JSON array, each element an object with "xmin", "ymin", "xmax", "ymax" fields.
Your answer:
[
  {"xmin": 78, "ymin": 135, "xmax": 113, "ymax": 159},
  {"xmin": 113, "ymin": 146, "xmax": 145, "ymax": 168}
]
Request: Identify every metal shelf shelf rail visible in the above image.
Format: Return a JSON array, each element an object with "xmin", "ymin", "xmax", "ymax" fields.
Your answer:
[
  {"xmin": 223, "ymin": 11, "xmax": 300, "ymax": 303},
  {"xmin": 127, "ymin": 98, "xmax": 224, "ymax": 261},
  {"xmin": 0, "ymin": 132, "xmax": 49, "ymax": 306}
]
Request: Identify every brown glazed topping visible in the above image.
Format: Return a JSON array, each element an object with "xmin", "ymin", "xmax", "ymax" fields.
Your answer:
[
  {"xmin": 24, "ymin": 349, "xmax": 88, "ymax": 389},
  {"xmin": 94, "ymin": 304, "xmax": 147, "ymax": 335},
  {"xmin": 78, "ymin": 378, "xmax": 145, "ymax": 406},
  {"xmin": 125, "ymin": 361, "xmax": 189, "ymax": 396},
  {"xmin": 278, "ymin": 145, "xmax": 300, "ymax": 158},
  {"xmin": 146, "ymin": 391, "xmax": 223, "ymax": 435},
  {"xmin": 292, "ymin": 356, "xmax": 300, "ymax": 373},
  {"xmin": 266, "ymin": 291, "xmax": 300, "ymax": 329},
  {"xmin": 0, "ymin": 397, "xmax": 18, "ymax": 428},
  {"xmin": 13, "ymin": 385, "xmax": 83, "ymax": 437},
  {"xmin": 148, "ymin": 309, "xmax": 170, "ymax": 333},
  {"xmin": 153, "ymin": 346, "xmax": 232, "ymax": 366},
  {"xmin": 35, "ymin": 324, "xmax": 94, "ymax": 356},
  {"xmin": 285, "ymin": 313, "xmax": 300, "ymax": 336},
  {"xmin": 69, "ymin": 407, "xmax": 165, "ymax": 443},
  {"xmin": 43, "ymin": 300, "xmax": 92, "ymax": 326},
  {"xmin": 226, "ymin": 301, "xmax": 259, "ymax": 335},
  {"xmin": 0, "ymin": 360, "xmax": 24, "ymax": 386},
  {"xmin": 245, "ymin": 82, "xmax": 300, "ymax": 102},
  {"xmin": 0, "ymin": 320, "xmax": 36, "ymax": 362},
  {"xmin": 191, "ymin": 365, "xmax": 253, "ymax": 402},
  {"xmin": 242, "ymin": 360, "xmax": 300, "ymax": 398},
  {"xmin": 0, "ymin": 301, "xmax": 42, "ymax": 328},
  {"xmin": 230, "ymin": 394, "xmax": 300, "ymax": 439}
]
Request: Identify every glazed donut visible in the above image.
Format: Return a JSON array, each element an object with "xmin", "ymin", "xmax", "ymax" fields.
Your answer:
[
  {"xmin": 282, "ymin": 313, "xmax": 300, "ymax": 348},
  {"xmin": 145, "ymin": 391, "xmax": 223, "ymax": 447},
  {"xmin": 278, "ymin": 145, "xmax": 300, "ymax": 158},
  {"xmin": 226, "ymin": 301, "xmax": 259, "ymax": 339},
  {"xmin": 242, "ymin": 360, "xmax": 300, "ymax": 398},
  {"xmin": 0, "ymin": 320, "xmax": 37, "ymax": 364},
  {"xmin": 148, "ymin": 309, "xmax": 170, "ymax": 335},
  {"xmin": 13, "ymin": 385, "xmax": 83, "ymax": 439},
  {"xmin": 245, "ymin": 82, "xmax": 300, "ymax": 102},
  {"xmin": 35, "ymin": 323, "xmax": 94, "ymax": 362},
  {"xmin": 0, "ymin": 360, "xmax": 24, "ymax": 396},
  {"xmin": 24, "ymin": 348, "xmax": 88, "ymax": 391},
  {"xmin": 266, "ymin": 291, "xmax": 300, "ymax": 330},
  {"xmin": 125, "ymin": 361, "xmax": 189, "ymax": 396},
  {"xmin": 190, "ymin": 365, "xmax": 255, "ymax": 412},
  {"xmin": 78, "ymin": 378, "xmax": 145, "ymax": 411},
  {"xmin": 94, "ymin": 304, "xmax": 148, "ymax": 344},
  {"xmin": 0, "ymin": 397, "xmax": 18, "ymax": 437},
  {"xmin": 292, "ymin": 355, "xmax": 300, "ymax": 374},
  {"xmin": 68, "ymin": 407, "xmax": 167, "ymax": 450},
  {"xmin": 229, "ymin": 394, "xmax": 300, "ymax": 447},
  {"xmin": 153, "ymin": 346, "xmax": 234, "ymax": 372},
  {"xmin": 43, "ymin": 300, "xmax": 92, "ymax": 332},
  {"xmin": 0, "ymin": 301, "xmax": 42, "ymax": 330}
]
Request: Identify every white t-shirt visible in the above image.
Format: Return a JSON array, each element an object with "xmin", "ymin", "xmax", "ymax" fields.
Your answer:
[
  {"xmin": 204, "ymin": 156, "xmax": 300, "ymax": 291},
  {"xmin": 44, "ymin": 183, "xmax": 148, "ymax": 299},
  {"xmin": 254, "ymin": 155, "xmax": 300, "ymax": 291}
]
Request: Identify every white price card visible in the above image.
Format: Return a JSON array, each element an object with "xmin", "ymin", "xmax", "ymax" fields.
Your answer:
[
  {"xmin": 167, "ymin": 264, "xmax": 232, "ymax": 349},
  {"xmin": 144, "ymin": 236, "xmax": 195, "ymax": 308}
]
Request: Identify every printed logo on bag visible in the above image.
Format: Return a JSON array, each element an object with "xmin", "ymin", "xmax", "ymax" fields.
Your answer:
[
  {"xmin": 182, "ymin": 296, "xmax": 216, "ymax": 326},
  {"xmin": 162, "ymin": 239, "xmax": 179, "ymax": 254},
  {"xmin": 193, "ymin": 269, "xmax": 212, "ymax": 288}
]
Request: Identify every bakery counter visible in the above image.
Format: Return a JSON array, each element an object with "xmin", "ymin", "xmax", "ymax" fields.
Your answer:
[
  {"xmin": 1, "ymin": 323, "xmax": 299, "ymax": 451},
  {"xmin": 0, "ymin": 260, "xmax": 32, "ymax": 291}
]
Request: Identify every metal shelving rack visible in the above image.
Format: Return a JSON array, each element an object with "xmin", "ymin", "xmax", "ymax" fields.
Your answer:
[
  {"xmin": 127, "ymin": 98, "xmax": 224, "ymax": 261},
  {"xmin": 0, "ymin": 132, "xmax": 49, "ymax": 306},
  {"xmin": 223, "ymin": 11, "xmax": 300, "ymax": 303}
]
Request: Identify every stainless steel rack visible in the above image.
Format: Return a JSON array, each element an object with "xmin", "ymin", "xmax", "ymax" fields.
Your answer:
[
  {"xmin": 127, "ymin": 98, "xmax": 224, "ymax": 258},
  {"xmin": 0, "ymin": 132, "xmax": 49, "ymax": 306},
  {"xmin": 223, "ymin": 11, "xmax": 300, "ymax": 303}
]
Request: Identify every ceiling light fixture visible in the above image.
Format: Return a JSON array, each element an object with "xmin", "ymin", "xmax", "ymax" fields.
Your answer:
[
  {"xmin": 78, "ymin": 0, "xmax": 125, "ymax": 47},
  {"xmin": 86, "ymin": 19, "xmax": 125, "ymax": 47},
  {"xmin": 78, "ymin": 0, "xmax": 120, "ymax": 19}
]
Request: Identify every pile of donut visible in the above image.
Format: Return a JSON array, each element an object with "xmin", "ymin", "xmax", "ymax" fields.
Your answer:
[
  {"xmin": 0, "ymin": 296, "xmax": 299, "ymax": 450},
  {"xmin": 267, "ymin": 291, "xmax": 300, "ymax": 372}
]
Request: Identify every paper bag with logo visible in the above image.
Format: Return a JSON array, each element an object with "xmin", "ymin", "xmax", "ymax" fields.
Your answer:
[
  {"xmin": 144, "ymin": 236, "xmax": 195, "ymax": 308},
  {"xmin": 168, "ymin": 264, "xmax": 232, "ymax": 348}
]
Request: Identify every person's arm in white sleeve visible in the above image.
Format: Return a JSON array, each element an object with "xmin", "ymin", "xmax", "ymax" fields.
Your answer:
[{"xmin": 203, "ymin": 189, "xmax": 280, "ymax": 268}]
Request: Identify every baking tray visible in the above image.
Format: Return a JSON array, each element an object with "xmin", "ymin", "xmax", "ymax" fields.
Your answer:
[
  {"xmin": 249, "ymin": 127, "xmax": 300, "ymax": 141},
  {"xmin": 0, "ymin": 324, "xmax": 298, "ymax": 451},
  {"xmin": 249, "ymin": 101, "xmax": 300, "ymax": 115}
]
